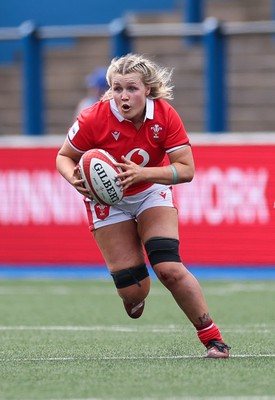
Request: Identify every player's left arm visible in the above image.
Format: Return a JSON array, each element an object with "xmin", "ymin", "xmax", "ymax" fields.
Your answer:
[
  {"xmin": 116, "ymin": 145, "xmax": 194, "ymax": 189},
  {"xmin": 166, "ymin": 145, "xmax": 195, "ymax": 183}
]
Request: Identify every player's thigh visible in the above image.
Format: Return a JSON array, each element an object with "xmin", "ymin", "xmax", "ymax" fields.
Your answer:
[
  {"xmin": 93, "ymin": 219, "xmax": 145, "ymax": 272},
  {"xmin": 137, "ymin": 206, "xmax": 179, "ymax": 243}
]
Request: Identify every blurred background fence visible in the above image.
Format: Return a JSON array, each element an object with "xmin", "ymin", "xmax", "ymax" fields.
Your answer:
[
  {"xmin": 0, "ymin": 0, "xmax": 274, "ymax": 273},
  {"xmin": 1, "ymin": 0, "xmax": 275, "ymax": 136}
]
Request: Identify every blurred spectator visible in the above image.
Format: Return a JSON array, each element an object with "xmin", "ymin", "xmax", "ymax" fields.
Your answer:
[{"xmin": 74, "ymin": 67, "xmax": 108, "ymax": 118}]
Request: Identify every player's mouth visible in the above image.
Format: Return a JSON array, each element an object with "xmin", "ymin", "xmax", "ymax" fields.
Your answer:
[{"xmin": 121, "ymin": 103, "xmax": 131, "ymax": 112}]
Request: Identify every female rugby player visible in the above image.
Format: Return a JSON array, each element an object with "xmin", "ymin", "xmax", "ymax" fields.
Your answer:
[{"xmin": 56, "ymin": 53, "xmax": 230, "ymax": 358}]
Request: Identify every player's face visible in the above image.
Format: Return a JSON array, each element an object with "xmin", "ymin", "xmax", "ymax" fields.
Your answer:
[{"xmin": 111, "ymin": 73, "xmax": 151, "ymax": 125}]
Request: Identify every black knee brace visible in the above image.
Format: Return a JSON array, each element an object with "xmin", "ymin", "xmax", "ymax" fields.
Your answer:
[
  {"xmin": 144, "ymin": 237, "xmax": 181, "ymax": 266},
  {"xmin": 111, "ymin": 263, "xmax": 149, "ymax": 289}
]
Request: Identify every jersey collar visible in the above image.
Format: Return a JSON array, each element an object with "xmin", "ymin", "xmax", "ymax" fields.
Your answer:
[{"xmin": 110, "ymin": 98, "xmax": 154, "ymax": 122}]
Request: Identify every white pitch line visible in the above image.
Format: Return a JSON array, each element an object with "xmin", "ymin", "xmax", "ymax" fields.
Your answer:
[
  {"xmin": 47, "ymin": 398, "xmax": 275, "ymax": 400},
  {"xmin": 0, "ymin": 325, "xmax": 184, "ymax": 333},
  {"xmin": 1, "ymin": 354, "xmax": 275, "ymax": 363},
  {"xmin": 0, "ymin": 325, "xmax": 275, "ymax": 334}
]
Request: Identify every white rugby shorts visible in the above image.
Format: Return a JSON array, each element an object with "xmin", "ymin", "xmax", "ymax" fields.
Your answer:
[{"xmin": 84, "ymin": 183, "xmax": 175, "ymax": 231}]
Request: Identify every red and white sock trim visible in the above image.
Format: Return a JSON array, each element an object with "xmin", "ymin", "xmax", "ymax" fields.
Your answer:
[{"xmin": 196, "ymin": 321, "xmax": 223, "ymax": 347}]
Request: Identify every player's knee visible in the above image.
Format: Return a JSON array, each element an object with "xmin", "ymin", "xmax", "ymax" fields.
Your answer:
[
  {"xmin": 144, "ymin": 236, "xmax": 181, "ymax": 267},
  {"xmin": 111, "ymin": 263, "xmax": 150, "ymax": 304},
  {"xmin": 154, "ymin": 263, "xmax": 186, "ymax": 290},
  {"xmin": 111, "ymin": 263, "xmax": 149, "ymax": 289}
]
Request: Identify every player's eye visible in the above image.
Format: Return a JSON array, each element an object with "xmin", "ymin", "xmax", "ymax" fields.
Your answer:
[
  {"xmin": 113, "ymin": 86, "xmax": 122, "ymax": 93},
  {"xmin": 128, "ymin": 86, "xmax": 138, "ymax": 92}
]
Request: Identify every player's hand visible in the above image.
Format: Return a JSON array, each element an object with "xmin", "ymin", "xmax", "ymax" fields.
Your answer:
[
  {"xmin": 72, "ymin": 165, "xmax": 93, "ymax": 199},
  {"xmin": 115, "ymin": 156, "xmax": 143, "ymax": 190}
]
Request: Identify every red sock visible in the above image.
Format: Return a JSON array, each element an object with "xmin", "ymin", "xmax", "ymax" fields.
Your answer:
[{"xmin": 196, "ymin": 319, "xmax": 223, "ymax": 347}]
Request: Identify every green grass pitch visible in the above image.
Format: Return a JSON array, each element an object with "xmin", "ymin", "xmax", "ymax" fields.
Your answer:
[{"xmin": 1, "ymin": 279, "xmax": 275, "ymax": 399}]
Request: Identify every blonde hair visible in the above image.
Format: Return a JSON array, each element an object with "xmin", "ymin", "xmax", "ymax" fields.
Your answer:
[{"xmin": 103, "ymin": 53, "xmax": 174, "ymax": 101}]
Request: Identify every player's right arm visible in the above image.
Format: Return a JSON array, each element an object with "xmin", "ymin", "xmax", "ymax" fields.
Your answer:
[{"xmin": 56, "ymin": 140, "xmax": 90, "ymax": 197}]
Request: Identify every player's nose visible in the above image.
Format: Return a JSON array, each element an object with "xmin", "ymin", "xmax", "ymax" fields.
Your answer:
[{"xmin": 121, "ymin": 90, "xmax": 129, "ymax": 100}]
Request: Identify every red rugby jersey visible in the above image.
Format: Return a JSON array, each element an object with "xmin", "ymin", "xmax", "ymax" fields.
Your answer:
[{"xmin": 68, "ymin": 98, "xmax": 190, "ymax": 196}]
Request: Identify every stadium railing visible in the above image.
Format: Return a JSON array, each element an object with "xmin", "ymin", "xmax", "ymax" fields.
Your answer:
[{"xmin": 0, "ymin": 18, "xmax": 275, "ymax": 135}]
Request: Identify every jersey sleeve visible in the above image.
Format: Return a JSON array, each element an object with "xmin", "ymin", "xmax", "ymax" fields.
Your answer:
[
  {"xmin": 67, "ymin": 107, "xmax": 96, "ymax": 152},
  {"xmin": 164, "ymin": 105, "xmax": 190, "ymax": 152}
]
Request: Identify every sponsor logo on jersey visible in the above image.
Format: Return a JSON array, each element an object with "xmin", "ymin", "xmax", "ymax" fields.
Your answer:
[{"xmin": 125, "ymin": 149, "xmax": 150, "ymax": 167}]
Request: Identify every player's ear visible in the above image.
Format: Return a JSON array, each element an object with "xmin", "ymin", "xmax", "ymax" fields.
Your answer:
[{"xmin": 145, "ymin": 85, "xmax": 151, "ymax": 96}]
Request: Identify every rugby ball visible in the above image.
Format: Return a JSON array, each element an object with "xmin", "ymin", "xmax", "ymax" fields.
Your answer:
[{"xmin": 79, "ymin": 149, "xmax": 123, "ymax": 205}]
